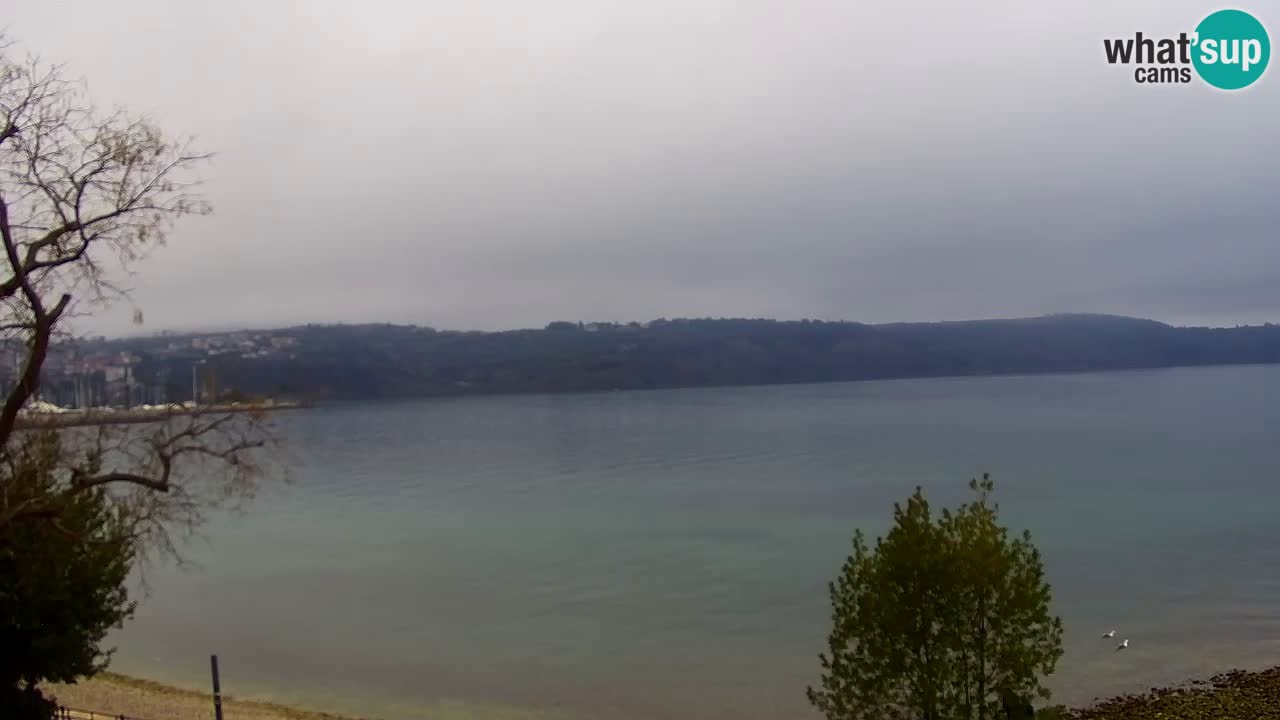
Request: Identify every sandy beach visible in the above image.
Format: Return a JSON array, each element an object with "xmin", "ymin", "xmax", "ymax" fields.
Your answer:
[
  {"xmin": 45, "ymin": 672, "xmax": 583, "ymax": 720},
  {"xmin": 47, "ymin": 673, "xmax": 370, "ymax": 720}
]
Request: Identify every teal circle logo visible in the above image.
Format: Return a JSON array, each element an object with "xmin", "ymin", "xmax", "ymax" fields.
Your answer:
[{"xmin": 1192, "ymin": 9, "xmax": 1270, "ymax": 90}]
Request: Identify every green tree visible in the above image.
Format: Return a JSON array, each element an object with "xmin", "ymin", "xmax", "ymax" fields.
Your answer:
[
  {"xmin": 807, "ymin": 475, "xmax": 1063, "ymax": 720},
  {"xmin": 0, "ymin": 433, "xmax": 135, "ymax": 718},
  {"xmin": 0, "ymin": 39, "xmax": 272, "ymax": 718}
]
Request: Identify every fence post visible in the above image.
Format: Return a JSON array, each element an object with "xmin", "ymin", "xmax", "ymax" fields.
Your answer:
[{"xmin": 210, "ymin": 654, "xmax": 224, "ymax": 720}]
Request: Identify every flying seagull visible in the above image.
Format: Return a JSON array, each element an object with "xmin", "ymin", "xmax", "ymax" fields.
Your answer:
[
  {"xmin": 1102, "ymin": 630, "xmax": 1115, "ymax": 638},
  {"xmin": 1116, "ymin": 639, "xmax": 1129, "ymax": 651}
]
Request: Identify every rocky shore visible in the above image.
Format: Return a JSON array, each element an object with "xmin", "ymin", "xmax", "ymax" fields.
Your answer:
[{"xmin": 1062, "ymin": 667, "xmax": 1280, "ymax": 719}]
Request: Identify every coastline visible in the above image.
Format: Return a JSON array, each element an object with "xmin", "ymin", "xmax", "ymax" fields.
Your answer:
[
  {"xmin": 45, "ymin": 667, "xmax": 1280, "ymax": 720},
  {"xmin": 47, "ymin": 672, "xmax": 370, "ymax": 720},
  {"xmin": 1064, "ymin": 667, "xmax": 1280, "ymax": 719},
  {"xmin": 47, "ymin": 672, "xmax": 583, "ymax": 720},
  {"xmin": 14, "ymin": 399, "xmax": 307, "ymax": 430}
]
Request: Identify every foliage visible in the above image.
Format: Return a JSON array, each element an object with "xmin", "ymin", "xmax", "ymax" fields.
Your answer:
[
  {"xmin": 0, "ymin": 433, "xmax": 135, "ymax": 719},
  {"xmin": 54, "ymin": 314, "xmax": 1280, "ymax": 403},
  {"xmin": 0, "ymin": 684, "xmax": 56, "ymax": 720},
  {"xmin": 0, "ymin": 38, "xmax": 272, "ymax": 711},
  {"xmin": 807, "ymin": 475, "xmax": 1063, "ymax": 720}
]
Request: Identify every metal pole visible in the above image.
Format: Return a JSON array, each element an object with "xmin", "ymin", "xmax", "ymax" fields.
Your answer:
[
  {"xmin": 192, "ymin": 364, "xmax": 199, "ymax": 404},
  {"xmin": 210, "ymin": 654, "xmax": 224, "ymax": 720}
]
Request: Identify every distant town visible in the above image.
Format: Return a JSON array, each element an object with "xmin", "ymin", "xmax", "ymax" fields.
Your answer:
[{"xmin": 8, "ymin": 330, "xmax": 302, "ymax": 410}]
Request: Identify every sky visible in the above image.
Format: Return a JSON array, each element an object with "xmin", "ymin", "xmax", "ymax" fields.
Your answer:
[{"xmin": 6, "ymin": 1, "xmax": 1280, "ymax": 335}]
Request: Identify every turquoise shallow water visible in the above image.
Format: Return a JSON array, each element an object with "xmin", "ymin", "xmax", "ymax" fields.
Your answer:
[{"xmin": 109, "ymin": 365, "xmax": 1280, "ymax": 719}]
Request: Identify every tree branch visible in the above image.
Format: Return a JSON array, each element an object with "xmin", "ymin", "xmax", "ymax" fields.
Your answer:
[
  {"xmin": 0, "ymin": 195, "xmax": 59, "ymax": 448},
  {"xmin": 0, "ymin": 46, "xmax": 266, "ymax": 557},
  {"xmin": 73, "ymin": 472, "xmax": 171, "ymax": 493}
]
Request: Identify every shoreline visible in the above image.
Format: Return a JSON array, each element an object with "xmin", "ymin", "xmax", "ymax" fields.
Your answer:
[
  {"xmin": 45, "ymin": 666, "xmax": 1280, "ymax": 720},
  {"xmin": 1065, "ymin": 666, "xmax": 1280, "ymax": 718},
  {"xmin": 15, "ymin": 399, "xmax": 307, "ymax": 429},
  {"xmin": 47, "ymin": 671, "xmax": 583, "ymax": 720},
  {"xmin": 47, "ymin": 672, "xmax": 371, "ymax": 720}
]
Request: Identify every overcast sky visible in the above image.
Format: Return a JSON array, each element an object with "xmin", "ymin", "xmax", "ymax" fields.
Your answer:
[{"xmin": 7, "ymin": 1, "xmax": 1279, "ymax": 335}]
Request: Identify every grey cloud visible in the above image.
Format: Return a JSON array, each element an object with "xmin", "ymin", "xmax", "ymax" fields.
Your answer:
[{"xmin": 8, "ymin": 0, "xmax": 1280, "ymax": 336}]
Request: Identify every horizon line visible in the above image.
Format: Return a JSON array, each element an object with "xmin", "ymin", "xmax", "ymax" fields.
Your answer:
[{"xmin": 69, "ymin": 311, "xmax": 1280, "ymax": 342}]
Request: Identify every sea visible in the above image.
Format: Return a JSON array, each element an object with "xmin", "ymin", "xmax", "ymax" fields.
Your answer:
[{"xmin": 108, "ymin": 364, "xmax": 1280, "ymax": 720}]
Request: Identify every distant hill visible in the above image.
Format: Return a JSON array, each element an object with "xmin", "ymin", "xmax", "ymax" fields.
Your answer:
[{"xmin": 42, "ymin": 314, "xmax": 1280, "ymax": 403}]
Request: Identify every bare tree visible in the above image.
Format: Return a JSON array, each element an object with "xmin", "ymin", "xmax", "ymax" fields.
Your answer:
[{"xmin": 0, "ymin": 42, "xmax": 272, "ymax": 547}]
